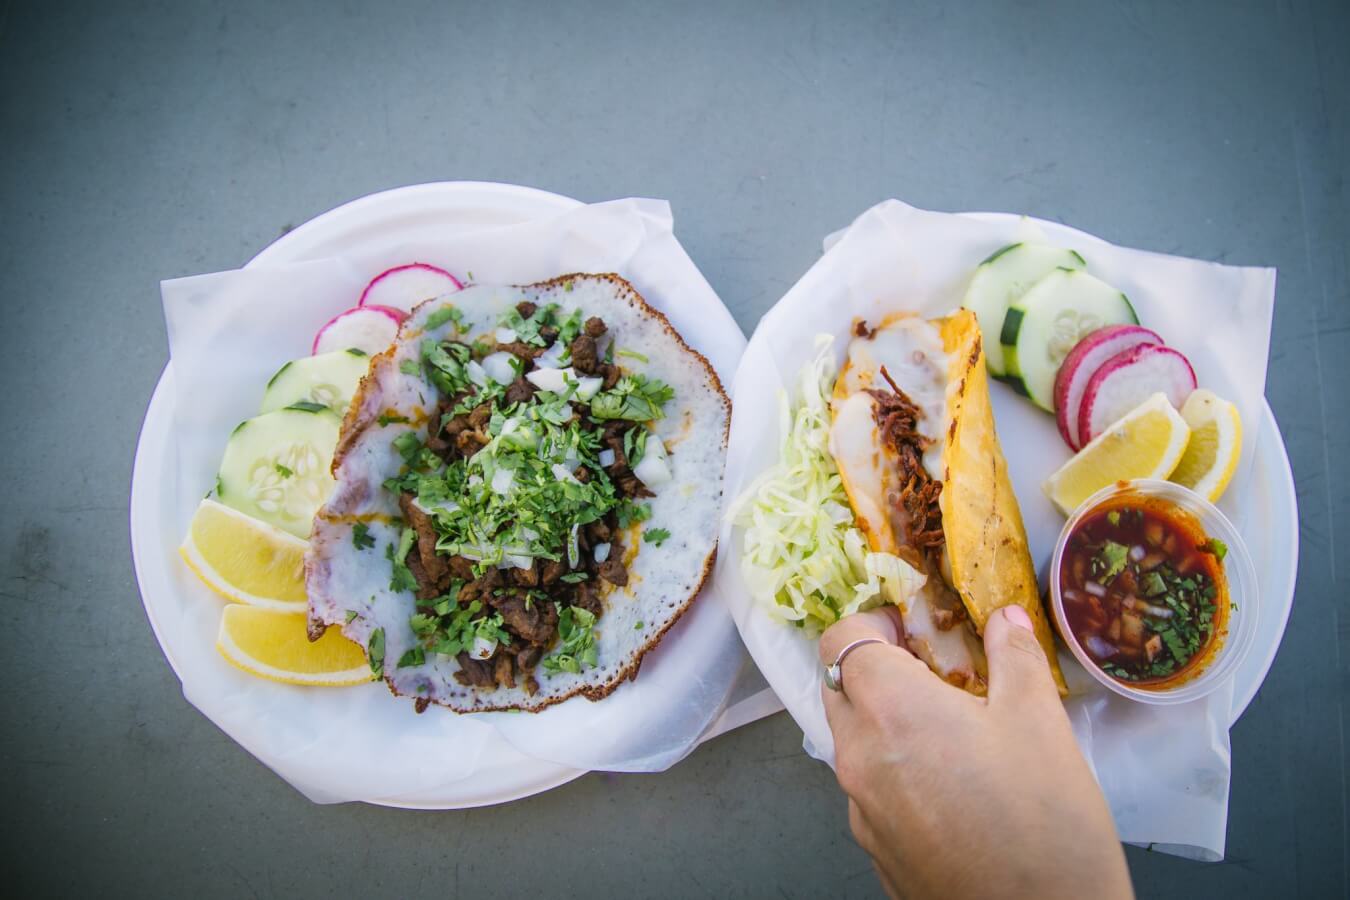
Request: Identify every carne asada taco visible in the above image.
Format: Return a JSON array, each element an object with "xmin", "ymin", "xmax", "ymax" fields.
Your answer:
[
  {"xmin": 305, "ymin": 274, "xmax": 729, "ymax": 713},
  {"xmin": 829, "ymin": 309, "xmax": 1065, "ymax": 694}
]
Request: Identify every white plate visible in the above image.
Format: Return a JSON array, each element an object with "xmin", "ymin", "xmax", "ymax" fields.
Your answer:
[
  {"xmin": 964, "ymin": 213, "xmax": 1297, "ymax": 722},
  {"xmin": 133, "ymin": 183, "xmax": 591, "ymax": 809}
]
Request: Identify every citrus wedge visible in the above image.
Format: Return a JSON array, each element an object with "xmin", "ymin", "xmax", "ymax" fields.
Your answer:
[
  {"xmin": 216, "ymin": 605, "xmax": 372, "ymax": 686},
  {"xmin": 180, "ymin": 499, "xmax": 309, "ymax": 610},
  {"xmin": 1043, "ymin": 393, "xmax": 1191, "ymax": 515},
  {"xmin": 1169, "ymin": 389, "xmax": 1242, "ymax": 502}
]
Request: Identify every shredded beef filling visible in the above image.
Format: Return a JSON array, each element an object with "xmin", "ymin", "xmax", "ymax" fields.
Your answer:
[
  {"xmin": 869, "ymin": 366, "xmax": 966, "ymax": 633},
  {"xmin": 869, "ymin": 366, "xmax": 944, "ymax": 559}
]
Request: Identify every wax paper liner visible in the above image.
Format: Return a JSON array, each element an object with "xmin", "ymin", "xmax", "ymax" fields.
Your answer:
[
  {"xmin": 156, "ymin": 198, "xmax": 779, "ymax": 803},
  {"xmin": 717, "ymin": 199, "xmax": 1276, "ymax": 861}
]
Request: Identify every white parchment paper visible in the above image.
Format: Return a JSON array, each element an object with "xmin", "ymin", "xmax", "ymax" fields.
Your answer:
[
  {"xmin": 717, "ymin": 200, "xmax": 1277, "ymax": 861},
  {"xmin": 156, "ymin": 198, "xmax": 779, "ymax": 803}
]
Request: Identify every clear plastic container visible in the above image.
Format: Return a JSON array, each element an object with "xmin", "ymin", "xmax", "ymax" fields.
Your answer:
[{"xmin": 1049, "ymin": 479, "xmax": 1259, "ymax": 705}]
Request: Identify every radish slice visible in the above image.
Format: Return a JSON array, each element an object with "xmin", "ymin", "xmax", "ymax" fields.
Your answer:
[
  {"xmin": 1053, "ymin": 325, "xmax": 1163, "ymax": 450},
  {"xmin": 1077, "ymin": 344, "xmax": 1196, "ymax": 447},
  {"xmin": 357, "ymin": 263, "xmax": 463, "ymax": 313},
  {"xmin": 312, "ymin": 305, "xmax": 405, "ymax": 355}
]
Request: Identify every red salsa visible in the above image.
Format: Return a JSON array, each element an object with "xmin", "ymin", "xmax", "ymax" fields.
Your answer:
[{"xmin": 1058, "ymin": 497, "xmax": 1229, "ymax": 687}]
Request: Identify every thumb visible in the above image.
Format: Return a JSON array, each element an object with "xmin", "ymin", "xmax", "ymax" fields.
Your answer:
[{"xmin": 984, "ymin": 605, "xmax": 1059, "ymax": 708}]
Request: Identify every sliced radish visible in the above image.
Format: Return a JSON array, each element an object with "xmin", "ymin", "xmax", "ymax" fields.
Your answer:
[
  {"xmin": 357, "ymin": 263, "xmax": 463, "ymax": 313},
  {"xmin": 312, "ymin": 305, "xmax": 405, "ymax": 355},
  {"xmin": 1053, "ymin": 325, "xmax": 1163, "ymax": 450},
  {"xmin": 1077, "ymin": 344, "xmax": 1196, "ymax": 447}
]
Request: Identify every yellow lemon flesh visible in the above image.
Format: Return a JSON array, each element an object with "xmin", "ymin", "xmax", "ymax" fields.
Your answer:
[
  {"xmin": 1043, "ymin": 393, "xmax": 1191, "ymax": 515},
  {"xmin": 216, "ymin": 605, "xmax": 372, "ymax": 686},
  {"xmin": 179, "ymin": 499, "xmax": 309, "ymax": 611},
  {"xmin": 1169, "ymin": 389, "xmax": 1242, "ymax": 502}
]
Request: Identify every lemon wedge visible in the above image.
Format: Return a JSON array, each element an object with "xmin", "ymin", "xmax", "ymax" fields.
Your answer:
[
  {"xmin": 179, "ymin": 498, "xmax": 308, "ymax": 611},
  {"xmin": 216, "ymin": 605, "xmax": 372, "ymax": 686},
  {"xmin": 1169, "ymin": 389, "xmax": 1242, "ymax": 502},
  {"xmin": 1044, "ymin": 393, "xmax": 1191, "ymax": 515}
]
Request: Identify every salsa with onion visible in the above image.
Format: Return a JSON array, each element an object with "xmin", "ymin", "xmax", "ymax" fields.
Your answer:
[{"xmin": 1058, "ymin": 496, "xmax": 1230, "ymax": 687}]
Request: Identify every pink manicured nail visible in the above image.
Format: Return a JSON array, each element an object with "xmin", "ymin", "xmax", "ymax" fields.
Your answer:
[{"xmin": 1002, "ymin": 605, "xmax": 1034, "ymax": 631}]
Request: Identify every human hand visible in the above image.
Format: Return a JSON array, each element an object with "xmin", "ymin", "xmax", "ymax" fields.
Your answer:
[{"xmin": 819, "ymin": 605, "xmax": 1133, "ymax": 900}]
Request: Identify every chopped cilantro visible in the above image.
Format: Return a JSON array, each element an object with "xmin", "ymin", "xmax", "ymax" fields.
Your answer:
[
  {"xmin": 589, "ymin": 375, "xmax": 675, "ymax": 422},
  {"xmin": 352, "ymin": 522, "xmax": 375, "ymax": 550},
  {"xmin": 399, "ymin": 358, "xmax": 421, "ymax": 376},
  {"xmin": 397, "ymin": 647, "xmax": 426, "ymax": 669},
  {"xmin": 378, "ymin": 412, "xmax": 409, "ymax": 427},
  {"xmin": 274, "ymin": 463, "xmax": 293, "ymax": 479},
  {"xmin": 616, "ymin": 500, "xmax": 652, "ymax": 528},
  {"xmin": 616, "ymin": 349, "xmax": 648, "ymax": 363},
  {"xmin": 1094, "ymin": 541, "xmax": 1129, "ymax": 582},
  {"xmin": 424, "ymin": 305, "xmax": 463, "ymax": 330},
  {"xmin": 644, "ymin": 527, "xmax": 671, "ymax": 547},
  {"xmin": 387, "ymin": 529, "xmax": 418, "ymax": 594},
  {"xmin": 1107, "ymin": 510, "xmax": 1121, "ymax": 527},
  {"xmin": 368, "ymin": 628, "xmax": 386, "ymax": 678},
  {"xmin": 635, "ymin": 621, "xmax": 644, "ymax": 630},
  {"xmin": 542, "ymin": 605, "xmax": 599, "ymax": 674},
  {"xmin": 559, "ymin": 572, "xmax": 590, "ymax": 584},
  {"xmin": 392, "ymin": 431, "xmax": 423, "ymax": 465},
  {"xmin": 345, "ymin": 610, "xmax": 358, "ymax": 624}
]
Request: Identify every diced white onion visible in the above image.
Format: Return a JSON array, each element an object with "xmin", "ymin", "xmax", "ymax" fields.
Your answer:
[
  {"xmin": 646, "ymin": 436, "xmax": 668, "ymax": 460},
  {"xmin": 471, "ymin": 635, "xmax": 497, "ymax": 660},
  {"xmin": 534, "ymin": 342, "xmax": 567, "ymax": 369},
  {"xmin": 490, "ymin": 468, "xmax": 516, "ymax": 495},
  {"xmin": 1084, "ymin": 581, "xmax": 1107, "ymax": 598},
  {"xmin": 632, "ymin": 454, "xmax": 672, "ymax": 488},
  {"xmin": 1084, "ymin": 635, "xmax": 1118, "ymax": 660},
  {"xmin": 593, "ymin": 542, "xmax": 612, "ymax": 563},
  {"xmin": 598, "ymin": 449, "xmax": 617, "ymax": 467},
  {"xmin": 1129, "ymin": 545, "xmax": 1147, "ymax": 562},
  {"xmin": 466, "ymin": 360, "xmax": 488, "ymax": 387},
  {"xmin": 551, "ymin": 463, "xmax": 580, "ymax": 484},
  {"xmin": 574, "ymin": 376, "xmax": 603, "ymax": 400},
  {"xmin": 495, "ymin": 327, "xmax": 518, "ymax": 344},
  {"xmin": 525, "ymin": 366, "xmax": 571, "ymax": 393},
  {"xmin": 520, "ymin": 527, "xmax": 539, "ymax": 541},
  {"xmin": 482, "ymin": 351, "xmax": 518, "ymax": 385}
]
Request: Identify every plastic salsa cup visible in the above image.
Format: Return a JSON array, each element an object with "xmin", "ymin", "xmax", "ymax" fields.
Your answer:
[{"xmin": 1049, "ymin": 479, "xmax": 1258, "ymax": 705}]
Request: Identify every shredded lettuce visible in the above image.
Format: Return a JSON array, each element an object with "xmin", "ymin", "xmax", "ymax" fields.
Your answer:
[{"xmin": 728, "ymin": 336, "xmax": 925, "ymax": 634}]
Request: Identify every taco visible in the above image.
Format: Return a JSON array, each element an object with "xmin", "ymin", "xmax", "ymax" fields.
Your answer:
[
  {"xmin": 829, "ymin": 309, "xmax": 1065, "ymax": 694},
  {"xmin": 305, "ymin": 274, "xmax": 729, "ymax": 713}
]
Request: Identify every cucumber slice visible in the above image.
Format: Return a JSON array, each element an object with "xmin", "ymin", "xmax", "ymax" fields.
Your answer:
[
  {"xmin": 1000, "ymin": 268, "xmax": 1138, "ymax": 412},
  {"xmin": 260, "ymin": 349, "xmax": 370, "ymax": 415},
  {"xmin": 216, "ymin": 406, "xmax": 341, "ymax": 538},
  {"xmin": 961, "ymin": 243, "xmax": 1086, "ymax": 376}
]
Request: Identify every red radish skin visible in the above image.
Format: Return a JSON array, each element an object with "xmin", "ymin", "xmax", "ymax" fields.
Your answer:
[
  {"xmin": 313, "ymin": 305, "xmax": 404, "ymax": 355},
  {"xmin": 1053, "ymin": 325, "xmax": 1163, "ymax": 450},
  {"xmin": 357, "ymin": 263, "xmax": 463, "ymax": 312},
  {"xmin": 1077, "ymin": 344, "xmax": 1197, "ymax": 447}
]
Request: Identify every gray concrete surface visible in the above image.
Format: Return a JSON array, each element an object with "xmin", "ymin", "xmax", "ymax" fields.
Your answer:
[{"xmin": 2, "ymin": 0, "xmax": 1346, "ymax": 896}]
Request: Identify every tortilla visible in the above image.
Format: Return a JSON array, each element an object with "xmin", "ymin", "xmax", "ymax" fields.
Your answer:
[
  {"xmin": 829, "ymin": 309, "xmax": 1065, "ymax": 694},
  {"xmin": 937, "ymin": 311, "xmax": 1066, "ymax": 691},
  {"xmin": 304, "ymin": 274, "xmax": 729, "ymax": 712}
]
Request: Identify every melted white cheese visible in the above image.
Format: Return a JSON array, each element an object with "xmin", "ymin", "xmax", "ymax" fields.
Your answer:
[{"xmin": 835, "ymin": 317, "xmax": 948, "ymax": 480}]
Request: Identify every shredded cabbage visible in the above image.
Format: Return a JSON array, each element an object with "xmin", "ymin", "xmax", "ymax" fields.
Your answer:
[{"xmin": 728, "ymin": 336, "xmax": 925, "ymax": 634}]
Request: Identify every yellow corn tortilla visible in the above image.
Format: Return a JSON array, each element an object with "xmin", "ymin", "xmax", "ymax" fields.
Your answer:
[{"xmin": 937, "ymin": 310, "xmax": 1067, "ymax": 693}]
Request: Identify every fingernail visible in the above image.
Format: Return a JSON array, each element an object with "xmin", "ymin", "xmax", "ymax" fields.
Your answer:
[{"xmin": 1002, "ymin": 605, "xmax": 1033, "ymax": 631}]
